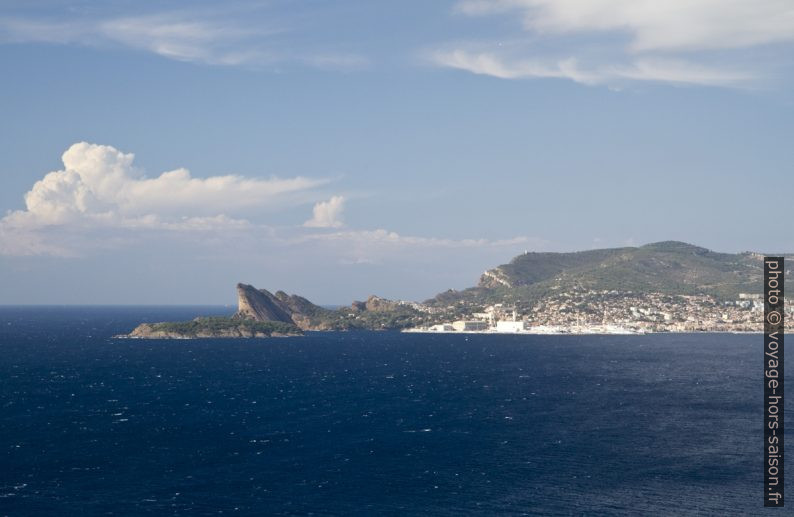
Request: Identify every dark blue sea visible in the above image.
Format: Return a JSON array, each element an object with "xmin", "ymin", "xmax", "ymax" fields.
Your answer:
[{"xmin": 0, "ymin": 307, "xmax": 780, "ymax": 515}]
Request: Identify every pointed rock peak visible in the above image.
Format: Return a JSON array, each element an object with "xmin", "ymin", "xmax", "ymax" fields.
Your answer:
[
  {"xmin": 365, "ymin": 295, "xmax": 398, "ymax": 312},
  {"xmin": 235, "ymin": 283, "xmax": 293, "ymax": 324}
]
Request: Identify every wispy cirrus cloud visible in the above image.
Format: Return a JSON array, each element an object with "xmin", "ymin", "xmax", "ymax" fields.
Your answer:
[
  {"xmin": 0, "ymin": 9, "xmax": 367, "ymax": 69},
  {"xmin": 431, "ymin": 50, "xmax": 753, "ymax": 87},
  {"xmin": 297, "ymin": 229, "xmax": 532, "ymax": 249},
  {"xmin": 284, "ymin": 229, "xmax": 541, "ymax": 272},
  {"xmin": 432, "ymin": 0, "xmax": 794, "ymax": 87},
  {"xmin": 98, "ymin": 14, "xmax": 270, "ymax": 66},
  {"xmin": 455, "ymin": 0, "xmax": 794, "ymax": 52}
]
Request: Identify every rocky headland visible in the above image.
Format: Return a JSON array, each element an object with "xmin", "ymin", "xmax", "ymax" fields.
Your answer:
[
  {"xmin": 125, "ymin": 316, "xmax": 303, "ymax": 339},
  {"xmin": 122, "ymin": 283, "xmax": 426, "ymax": 338},
  {"xmin": 122, "ymin": 242, "xmax": 794, "ymax": 338}
]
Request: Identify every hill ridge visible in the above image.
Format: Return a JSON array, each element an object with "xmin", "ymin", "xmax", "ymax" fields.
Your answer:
[{"xmin": 429, "ymin": 240, "xmax": 791, "ymax": 306}]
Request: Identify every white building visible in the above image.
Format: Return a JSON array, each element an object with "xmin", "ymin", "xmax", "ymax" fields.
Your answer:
[
  {"xmin": 429, "ymin": 324, "xmax": 454, "ymax": 332},
  {"xmin": 495, "ymin": 320, "xmax": 528, "ymax": 332},
  {"xmin": 452, "ymin": 320, "xmax": 488, "ymax": 331}
]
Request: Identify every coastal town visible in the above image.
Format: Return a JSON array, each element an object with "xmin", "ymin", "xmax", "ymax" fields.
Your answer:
[{"xmin": 405, "ymin": 288, "xmax": 793, "ymax": 334}]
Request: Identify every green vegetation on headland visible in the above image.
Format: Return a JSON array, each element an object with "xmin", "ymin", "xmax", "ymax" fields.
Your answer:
[
  {"xmin": 296, "ymin": 304, "xmax": 431, "ymax": 331},
  {"xmin": 128, "ymin": 316, "xmax": 302, "ymax": 339},
  {"xmin": 434, "ymin": 240, "xmax": 791, "ymax": 307}
]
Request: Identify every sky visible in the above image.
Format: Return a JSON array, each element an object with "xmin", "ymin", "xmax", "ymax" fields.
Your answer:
[{"xmin": 1, "ymin": 0, "xmax": 793, "ymax": 304}]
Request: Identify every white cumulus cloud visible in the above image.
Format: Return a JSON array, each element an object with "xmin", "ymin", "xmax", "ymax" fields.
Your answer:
[
  {"xmin": 304, "ymin": 196, "xmax": 345, "ymax": 228},
  {"xmin": 5, "ymin": 142, "xmax": 325, "ymax": 228},
  {"xmin": 0, "ymin": 142, "xmax": 330, "ymax": 255}
]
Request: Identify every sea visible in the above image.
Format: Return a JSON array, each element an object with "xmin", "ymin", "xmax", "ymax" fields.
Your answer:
[{"xmin": 0, "ymin": 306, "xmax": 779, "ymax": 516}]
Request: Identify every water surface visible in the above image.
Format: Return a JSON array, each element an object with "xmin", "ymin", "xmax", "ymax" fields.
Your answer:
[{"xmin": 0, "ymin": 307, "xmax": 775, "ymax": 515}]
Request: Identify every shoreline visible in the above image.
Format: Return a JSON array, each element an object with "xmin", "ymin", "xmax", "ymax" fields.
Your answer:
[
  {"xmin": 401, "ymin": 328, "xmax": 762, "ymax": 336},
  {"xmin": 113, "ymin": 328, "xmax": 764, "ymax": 339}
]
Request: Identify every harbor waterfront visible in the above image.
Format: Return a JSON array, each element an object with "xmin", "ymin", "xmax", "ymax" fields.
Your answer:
[
  {"xmin": 401, "ymin": 293, "xmax": 793, "ymax": 335},
  {"xmin": 403, "ymin": 324, "xmax": 645, "ymax": 335}
]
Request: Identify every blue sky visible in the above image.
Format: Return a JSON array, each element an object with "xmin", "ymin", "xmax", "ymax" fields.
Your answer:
[{"xmin": 1, "ymin": 0, "xmax": 793, "ymax": 304}]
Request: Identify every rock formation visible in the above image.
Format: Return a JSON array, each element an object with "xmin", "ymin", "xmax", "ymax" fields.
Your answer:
[
  {"xmin": 350, "ymin": 295, "xmax": 399, "ymax": 312},
  {"xmin": 235, "ymin": 283, "xmax": 414, "ymax": 331},
  {"xmin": 235, "ymin": 283, "xmax": 295, "ymax": 323},
  {"xmin": 122, "ymin": 283, "xmax": 426, "ymax": 338},
  {"xmin": 235, "ymin": 283, "xmax": 332, "ymax": 330}
]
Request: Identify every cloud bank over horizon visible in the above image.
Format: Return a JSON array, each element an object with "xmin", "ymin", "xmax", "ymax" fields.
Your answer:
[
  {"xmin": 0, "ymin": 143, "xmax": 537, "ymax": 302},
  {"xmin": 0, "ymin": 142, "xmax": 546, "ymax": 303}
]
